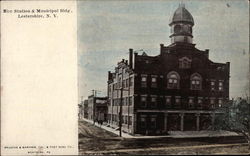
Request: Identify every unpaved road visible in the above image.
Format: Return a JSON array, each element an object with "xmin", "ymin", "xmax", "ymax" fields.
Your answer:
[{"xmin": 78, "ymin": 120, "xmax": 249, "ymax": 155}]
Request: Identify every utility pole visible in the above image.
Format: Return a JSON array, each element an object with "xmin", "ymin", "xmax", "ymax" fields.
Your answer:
[
  {"xmin": 91, "ymin": 89, "xmax": 101, "ymax": 123},
  {"xmin": 119, "ymin": 72, "xmax": 124, "ymax": 137}
]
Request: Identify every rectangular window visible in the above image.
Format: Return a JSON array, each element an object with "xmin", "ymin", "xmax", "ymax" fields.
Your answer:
[
  {"xmin": 129, "ymin": 77, "xmax": 133, "ymax": 87},
  {"xmin": 175, "ymin": 96, "xmax": 181, "ymax": 108},
  {"xmin": 151, "ymin": 77, "xmax": 157, "ymax": 88},
  {"xmin": 210, "ymin": 98, "xmax": 215, "ymax": 109},
  {"xmin": 140, "ymin": 117, "xmax": 146, "ymax": 128},
  {"xmin": 122, "ymin": 80, "xmax": 125, "ymax": 88},
  {"xmin": 141, "ymin": 76, "xmax": 147, "ymax": 88},
  {"xmin": 218, "ymin": 98, "xmax": 223, "ymax": 107},
  {"xmin": 141, "ymin": 96, "xmax": 147, "ymax": 107},
  {"xmin": 150, "ymin": 117, "xmax": 156, "ymax": 129},
  {"xmin": 188, "ymin": 97, "xmax": 194, "ymax": 108},
  {"xmin": 151, "ymin": 96, "xmax": 157, "ymax": 108},
  {"xmin": 129, "ymin": 97, "xmax": 132, "ymax": 106},
  {"xmin": 219, "ymin": 81, "xmax": 223, "ymax": 91},
  {"xmin": 126, "ymin": 79, "xmax": 129, "ymax": 88},
  {"xmin": 125, "ymin": 116, "xmax": 128, "ymax": 124},
  {"xmin": 128, "ymin": 116, "xmax": 132, "ymax": 125},
  {"xmin": 211, "ymin": 81, "xmax": 215, "ymax": 90},
  {"xmin": 197, "ymin": 97, "xmax": 203, "ymax": 108},
  {"xmin": 166, "ymin": 96, "xmax": 171, "ymax": 108}
]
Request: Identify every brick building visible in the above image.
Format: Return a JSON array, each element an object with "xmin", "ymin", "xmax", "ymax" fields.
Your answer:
[
  {"xmin": 87, "ymin": 95, "xmax": 108, "ymax": 122},
  {"xmin": 107, "ymin": 4, "xmax": 230, "ymax": 135}
]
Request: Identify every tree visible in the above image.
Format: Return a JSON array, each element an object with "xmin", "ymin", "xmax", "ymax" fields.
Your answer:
[{"xmin": 214, "ymin": 98, "xmax": 250, "ymax": 149}]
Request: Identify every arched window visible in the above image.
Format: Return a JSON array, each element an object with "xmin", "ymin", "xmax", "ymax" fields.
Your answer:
[
  {"xmin": 179, "ymin": 57, "xmax": 192, "ymax": 69},
  {"xmin": 190, "ymin": 73, "xmax": 202, "ymax": 90},
  {"xmin": 167, "ymin": 71, "xmax": 180, "ymax": 89}
]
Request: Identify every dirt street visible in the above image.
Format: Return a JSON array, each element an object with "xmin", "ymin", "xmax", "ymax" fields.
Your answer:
[{"xmin": 78, "ymin": 120, "xmax": 249, "ymax": 155}]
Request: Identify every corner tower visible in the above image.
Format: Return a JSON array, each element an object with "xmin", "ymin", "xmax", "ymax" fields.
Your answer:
[{"xmin": 169, "ymin": 4, "xmax": 194, "ymax": 44}]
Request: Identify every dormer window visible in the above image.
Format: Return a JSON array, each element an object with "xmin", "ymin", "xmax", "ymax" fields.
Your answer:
[{"xmin": 179, "ymin": 57, "xmax": 192, "ymax": 69}]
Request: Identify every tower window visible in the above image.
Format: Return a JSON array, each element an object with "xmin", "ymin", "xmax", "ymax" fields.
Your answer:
[
  {"xmin": 190, "ymin": 73, "xmax": 202, "ymax": 90},
  {"xmin": 167, "ymin": 71, "xmax": 180, "ymax": 89},
  {"xmin": 174, "ymin": 25, "xmax": 181, "ymax": 33}
]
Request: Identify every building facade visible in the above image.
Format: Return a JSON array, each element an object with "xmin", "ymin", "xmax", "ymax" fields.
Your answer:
[
  {"xmin": 107, "ymin": 4, "xmax": 230, "ymax": 135},
  {"xmin": 87, "ymin": 95, "xmax": 108, "ymax": 122}
]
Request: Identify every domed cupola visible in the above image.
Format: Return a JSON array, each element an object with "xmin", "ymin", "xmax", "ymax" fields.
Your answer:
[{"xmin": 169, "ymin": 4, "xmax": 194, "ymax": 44}]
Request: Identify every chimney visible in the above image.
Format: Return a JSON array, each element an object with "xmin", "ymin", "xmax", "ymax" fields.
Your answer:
[
  {"xmin": 129, "ymin": 48, "xmax": 133, "ymax": 69},
  {"xmin": 160, "ymin": 44, "xmax": 165, "ymax": 54},
  {"xmin": 108, "ymin": 71, "xmax": 112, "ymax": 80},
  {"xmin": 205, "ymin": 49, "xmax": 209, "ymax": 58}
]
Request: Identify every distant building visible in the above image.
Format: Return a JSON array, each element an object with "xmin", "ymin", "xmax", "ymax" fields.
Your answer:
[
  {"xmin": 83, "ymin": 100, "xmax": 88, "ymax": 119},
  {"xmin": 87, "ymin": 95, "xmax": 108, "ymax": 122},
  {"xmin": 107, "ymin": 4, "xmax": 230, "ymax": 135}
]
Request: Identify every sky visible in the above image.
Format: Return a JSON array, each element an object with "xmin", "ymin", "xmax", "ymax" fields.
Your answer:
[{"xmin": 77, "ymin": 0, "xmax": 249, "ymax": 102}]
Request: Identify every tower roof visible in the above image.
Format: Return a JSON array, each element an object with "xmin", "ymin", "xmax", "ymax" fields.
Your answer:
[{"xmin": 170, "ymin": 4, "xmax": 194, "ymax": 26}]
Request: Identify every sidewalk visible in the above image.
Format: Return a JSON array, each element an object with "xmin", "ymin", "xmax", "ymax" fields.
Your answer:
[{"xmin": 80, "ymin": 118, "xmax": 239, "ymax": 139}]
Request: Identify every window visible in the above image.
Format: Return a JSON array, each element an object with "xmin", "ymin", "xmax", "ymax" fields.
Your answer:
[
  {"xmin": 179, "ymin": 57, "xmax": 192, "ymax": 69},
  {"xmin": 175, "ymin": 96, "xmax": 181, "ymax": 108},
  {"xmin": 123, "ymin": 98, "xmax": 126, "ymax": 106},
  {"xmin": 125, "ymin": 79, "xmax": 129, "ymax": 88},
  {"xmin": 211, "ymin": 81, "xmax": 215, "ymax": 91},
  {"xmin": 151, "ymin": 77, "xmax": 157, "ymax": 88},
  {"xmin": 124, "ymin": 116, "xmax": 128, "ymax": 124},
  {"xmin": 190, "ymin": 73, "xmax": 202, "ymax": 90},
  {"xmin": 167, "ymin": 71, "xmax": 180, "ymax": 89},
  {"xmin": 151, "ymin": 96, "xmax": 157, "ymax": 108},
  {"xmin": 150, "ymin": 117, "xmax": 157, "ymax": 129},
  {"xmin": 129, "ymin": 97, "xmax": 132, "ymax": 106},
  {"xmin": 218, "ymin": 98, "xmax": 223, "ymax": 107},
  {"xmin": 219, "ymin": 81, "xmax": 223, "ymax": 91},
  {"xmin": 210, "ymin": 98, "xmax": 215, "ymax": 108},
  {"xmin": 122, "ymin": 80, "xmax": 125, "ymax": 88},
  {"xmin": 174, "ymin": 25, "xmax": 181, "ymax": 33},
  {"xmin": 128, "ymin": 116, "xmax": 132, "ymax": 125},
  {"xmin": 129, "ymin": 77, "xmax": 133, "ymax": 87},
  {"xmin": 166, "ymin": 96, "xmax": 171, "ymax": 108},
  {"xmin": 140, "ymin": 96, "xmax": 147, "ymax": 107},
  {"xmin": 188, "ymin": 97, "xmax": 195, "ymax": 108},
  {"xmin": 197, "ymin": 97, "xmax": 203, "ymax": 108},
  {"xmin": 141, "ymin": 76, "xmax": 147, "ymax": 88},
  {"xmin": 140, "ymin": 116, "xmax": 146, "ymax": 128}
]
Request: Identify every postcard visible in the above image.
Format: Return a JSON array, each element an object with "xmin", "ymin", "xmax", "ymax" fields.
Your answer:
[{"xmin": 1, "ymin": 0, "xmax": 249, "ymax": 155}]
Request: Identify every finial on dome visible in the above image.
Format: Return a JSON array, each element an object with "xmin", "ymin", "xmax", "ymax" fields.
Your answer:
[{"xmin": 179, "ymin": 1, "xmax": 185, "ymax": 8}]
